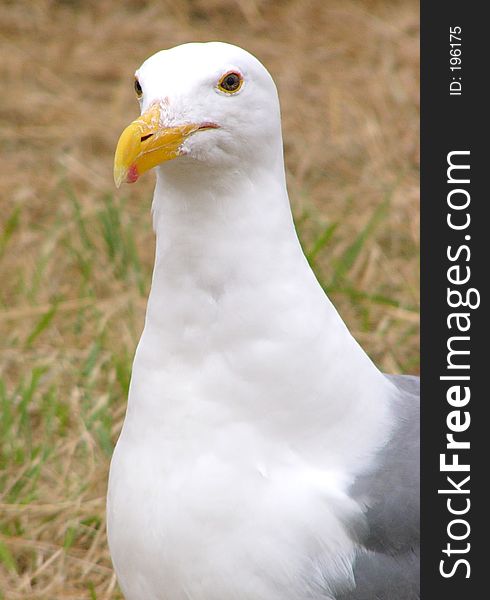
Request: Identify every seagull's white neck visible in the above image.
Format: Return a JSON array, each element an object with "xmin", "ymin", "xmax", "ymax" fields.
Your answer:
[
  {"xmin": 133, "ymin": 154, "xmax": 394, "ymax": 472},
  {"xmin": 151, "ymin": 154, "xmax": 296, "ymax": 291}
]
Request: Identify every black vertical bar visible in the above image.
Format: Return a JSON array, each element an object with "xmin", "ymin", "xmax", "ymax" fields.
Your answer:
[{"xmin": 421, "ymin": 2, "xmax": 486, "ymax": 597}]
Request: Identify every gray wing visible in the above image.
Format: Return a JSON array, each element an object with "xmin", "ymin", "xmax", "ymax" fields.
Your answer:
[{"xmin": 338, "ymin": 375, "xmax": 420, "ymax": 600}]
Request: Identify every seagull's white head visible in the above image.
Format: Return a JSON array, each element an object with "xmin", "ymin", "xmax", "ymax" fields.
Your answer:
[{"xmin": 114, "ymin": 42, "xmax": 282, "ymax": 187}]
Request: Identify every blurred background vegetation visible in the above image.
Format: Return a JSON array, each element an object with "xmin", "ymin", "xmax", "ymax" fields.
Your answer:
[{"xmin": 0, "ymin": 0, "xmax": 419, "ymax": 597}]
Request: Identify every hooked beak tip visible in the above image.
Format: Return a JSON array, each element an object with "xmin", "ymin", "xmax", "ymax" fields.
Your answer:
[{"xmin": 113, "ymin": 168, "xmax": 125, "ymax": 189}]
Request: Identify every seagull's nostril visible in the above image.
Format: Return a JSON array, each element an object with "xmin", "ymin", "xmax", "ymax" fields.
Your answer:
[{"xmin": 141, "ymin": 133, "xmax": 153, "ymax": 142}]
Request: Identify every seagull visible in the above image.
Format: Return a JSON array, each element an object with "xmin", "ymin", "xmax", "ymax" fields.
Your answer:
[{"xmin": 107, "ymin": 42, "xmax": 420, "ymax": 600}]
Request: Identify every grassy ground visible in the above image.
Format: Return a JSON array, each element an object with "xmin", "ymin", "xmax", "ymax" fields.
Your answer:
[{"xmin": 0, "ymin": 0, "xmax": 419, "ymax": 598}]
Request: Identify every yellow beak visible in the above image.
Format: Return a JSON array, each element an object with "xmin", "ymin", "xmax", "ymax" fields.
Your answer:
[{"xmin": 113, "ymin": 103, "xmax": 216, "ymax": 187}]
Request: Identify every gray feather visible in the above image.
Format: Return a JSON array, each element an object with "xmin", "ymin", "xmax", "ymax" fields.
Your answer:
[{"xmin": 337, "ymin": 375, "xmax": 420, "ymax": 599}]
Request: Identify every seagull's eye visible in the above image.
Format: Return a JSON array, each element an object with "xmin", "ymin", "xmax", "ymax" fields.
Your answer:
[
  {"xmin": 217, "ymin": 71, "xmax": 243, "ymax": 94},
  {"xmin": 134, "ymin": 78, "xmax": 143, "ymax": 98}
]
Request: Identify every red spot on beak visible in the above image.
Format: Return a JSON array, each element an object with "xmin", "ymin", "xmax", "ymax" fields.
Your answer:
[
  {"xmin": 127, "ymin": 164, "xmax": 139, "ymax": 184},
  {"xmin": 198, "ymin": 122, "xmax": 220, "ymax": 131}
]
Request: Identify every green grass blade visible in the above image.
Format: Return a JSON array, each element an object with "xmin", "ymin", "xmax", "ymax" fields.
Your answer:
[
  {"xmin": 0, "ymin": 540, "xmax": 17, "ymax": 574},
  {"xmin": 25, "ymin": 304, "xmax": 58, "ymax": 348},
  {"xmin": 0, "ymin": 205, "xmax": 21, "ymax": 260},
  {"xmin": 306, "ymin": 222, "xmax": 338, "ymax": 264},
  {"xmin": 330, "ymin": 195, "xmax": 390, "ymax": 286}
]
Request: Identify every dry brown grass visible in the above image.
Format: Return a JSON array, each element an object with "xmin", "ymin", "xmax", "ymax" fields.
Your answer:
[{"xmin": 0, "ymin": 0, "xmax": 419, "ymax": 598}]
